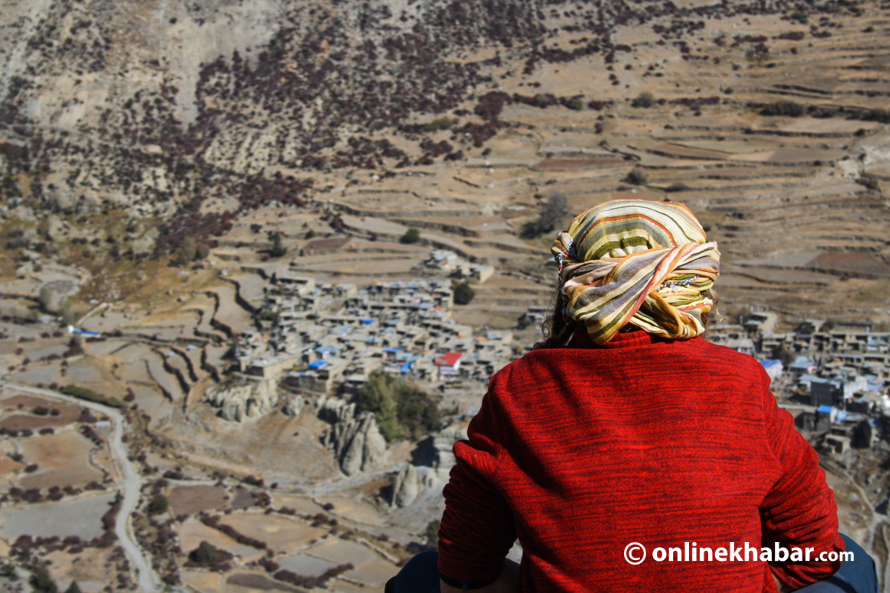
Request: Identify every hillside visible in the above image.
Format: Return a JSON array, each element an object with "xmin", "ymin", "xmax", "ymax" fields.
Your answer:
[{"xmin": 0, "ymin": 0, "xmax": 887, "ymax": 327}]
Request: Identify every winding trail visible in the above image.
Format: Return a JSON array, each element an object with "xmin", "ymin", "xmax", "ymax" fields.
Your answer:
[{"xmin": 0, "ymin": 379, "xmax": 161, "ymax": 592}]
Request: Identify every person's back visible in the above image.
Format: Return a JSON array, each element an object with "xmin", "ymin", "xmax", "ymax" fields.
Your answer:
[{"xmin": 438, "ymin": 331, "xmax": 842, "ymax": 592}]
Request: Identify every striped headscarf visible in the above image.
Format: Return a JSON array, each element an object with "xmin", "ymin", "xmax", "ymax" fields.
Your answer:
[{"xmin": 552, "ymin": 200, "xmax": 720, "ymax": 344}]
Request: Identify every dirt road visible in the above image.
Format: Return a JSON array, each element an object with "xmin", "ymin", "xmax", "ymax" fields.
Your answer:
[{"xmin": 0, "ymin": 379, "xmax": 162, "ymax": 592}]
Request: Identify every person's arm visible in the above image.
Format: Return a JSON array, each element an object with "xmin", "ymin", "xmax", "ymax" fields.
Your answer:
[
  {"xmin": 758, "ymin": 377, "xmax": 844, "ymax": 590},
  {"xmin": 438, "ymin": 370, "xmax": 519, "ymax": 588}
]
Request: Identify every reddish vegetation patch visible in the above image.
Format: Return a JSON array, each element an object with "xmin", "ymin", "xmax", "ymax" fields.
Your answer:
[{"xmin": 168, "ymin": 485, "xmax": 228, "ymax": 517}]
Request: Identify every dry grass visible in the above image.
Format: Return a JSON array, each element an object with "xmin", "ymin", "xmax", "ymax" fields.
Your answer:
[
  {"xmin": 220, "ymin": 513, "xmax": 329, "ymax": 552},
  {"xmin": 17, "ymin": 430, "xmax": 104, "ymax": 489},
  {"xmin": 168, "ymin": 484, "xmax": 228, "ymax": 516}
]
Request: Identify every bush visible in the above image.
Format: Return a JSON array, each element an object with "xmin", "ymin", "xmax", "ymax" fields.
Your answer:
[
  {"xmin": 427, "ymin": 116, "xmax": 459, "ymax": 131},
  {"xmin": 858, "ymin": 172, "xmax": 880, "ymax": 191},
  {"xmin": 399, "ymin": 228, "xmax": 421, "ymax": 244},
  {"xmin": 566, "ymin": 97, "xmax": 585, "ymax": 111},
  {"xmin": 521, "ymin": 193, "xmax": 569, "ymax": 239},
  {"xmin": 625, "ymin": 166, "xmax": 648, "ymax": 186},
  {"xmin": 356, "ymin": 373, "xmax": 439, "ymax": 441},
  {"xmin": 664, "ymin": 182, "xmax": 689, "ymax": 193},
  {"xmin": 761, "ymin": 101, "xmax": 804, "ymax": 117},
  {"xmin": 452, "ymin": 282, "xmax": 475, "ymax": 306},
  {"xmin": 63, "ymin": 384, "xmax": 123, "ymax": 408},
  {"xmin": 30, "ymin": 567, "xmax": 57, "ymax": 593},
  {"xmin": 190, "ymin": 541, "xmax": 218, "ymax": 564},
  {"xmin": 269, "ymin": 232, "xmax": 287, "ymax": 258},
  {"xmin": 147, "ymin": 495, "xmax": 169, "ymax": 514},
  {"xmin": 631, "ymin": 92, "xmax": 656, "ymax": 108}
]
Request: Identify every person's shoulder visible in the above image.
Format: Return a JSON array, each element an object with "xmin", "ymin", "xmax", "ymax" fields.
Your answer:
[{"xmin": 683, "ymin": 337, "xmax": 770, "ymax": 374}]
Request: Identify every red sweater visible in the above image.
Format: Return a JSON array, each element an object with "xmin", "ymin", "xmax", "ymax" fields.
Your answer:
[{"xmin": 438, "ymin": 331, "xmax": 843, "ymax": 592}]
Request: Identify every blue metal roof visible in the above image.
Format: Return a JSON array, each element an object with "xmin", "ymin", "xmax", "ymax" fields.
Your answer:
[{"xmin": 308, "ymin": 360, "xmax": 327, "ymax": 369}]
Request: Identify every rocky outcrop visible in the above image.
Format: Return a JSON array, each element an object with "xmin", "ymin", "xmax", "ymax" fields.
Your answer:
[
  {"xmin": 391, "ymin": 464, "xmax": 418, "ymax": 508},
  {"xmin": 318, "ymin": 397, "xmax": 387, "ymax": 476},
  {"xmin": 203, "ymin": 378, "xmax": 279, "ymax": 422},
  {"xmin": 432, "ymin": 426, "xmax": 468, "ymax": 481},
  {"xmin": 282, "ymin": 395, "xmax": 305, "ymax": 417}
]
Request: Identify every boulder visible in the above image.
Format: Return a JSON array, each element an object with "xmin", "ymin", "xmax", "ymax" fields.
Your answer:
[
  {"xmin": 432, "ymin": 426, "xmax": 468, "ymax": 481},
  {"xmin": 392, "ymin": 464, "xmax": 418, "ymax": 508},
  {"xmin": 282, "ymin": 395, "xmax": 305, "ymax": 416},
  {"xmin": 202, "ymin": 378, "xmax": 279, "ymax": 422},
  {"xmin": 318, "ymin": 397, "xmax": 388, "ymax": 476}
]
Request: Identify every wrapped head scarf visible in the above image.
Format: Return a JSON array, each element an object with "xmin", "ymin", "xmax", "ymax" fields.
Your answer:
[{"xmin": 552, "ymin": 200, "xmax": 720, "ymax": 344}]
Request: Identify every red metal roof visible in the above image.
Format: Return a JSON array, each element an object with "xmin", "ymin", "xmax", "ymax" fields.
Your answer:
[{"xmin": 435, "ymin": 352, "xmax": 463, "ymax": 366}]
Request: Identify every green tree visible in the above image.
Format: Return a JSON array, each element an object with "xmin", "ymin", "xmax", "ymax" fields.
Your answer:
[
  {"xmin": 30, "ymin": 567, "xmax": 57, "ymax": 593},
  {"xmin": 424, "ymin": 518, "xmax": 440, "ymax": 549},
  {"xmin": 771, "ymin": 344, "xmax": 795, "ymax": 367},
  {"xmin": 270, "ymin": 232, "xmax": 287, "ymax": 257},
  {"xmin": 567, "ymin": 97, "xmax": 585, "ymax": 111},
  {"xmin": 177, "ymin": 236, "xmax": 197, "ymax": 265},
  {"xmin": 427, "ymin": 116, "xmax": 458, "ymax": 131},
  {"xmin": 356, "ymin": 373, "xmax": 402, "ymax": 441},
  {"xmin": 400, "ymin": 228, "xmax": 421, "ymax": 244},
  {"xmin": 761, "ymin": 101, "xmax": 804, "ymax": 117},
  {"xmin": 397, "ymin": 383, "xmax": 441, "ymax": 439},
  {"xmin": 356, "ymin": 373, "xmax": 440, "ymax": 441},
  {"xmin": 452, "ymin": 282, "xmax": 475, "ymax": 305},
  {"xmin": 625, "ymin": 166, "xmax": 648, "ymax": 186},
  {"xmin": 64, "ymin": 581, "xmax": 82, "ymax": 593},
  {"xmin": 190, "ymin": 541, "xmax": 218, "ymax": 564},
  {"xmin": 631, "ymin": 92, "xmax": 656, "ymax": 108},
  {"xmin": 147, "ymin": 494, "xmax": 169, "ymax": 514},
  {"xmin": 521, "ymin": 193, "xmax": 569, "ymax": 239},
  {"xmin": 38, "ymin": 286, "xmax": 53, "ymax": 312}
]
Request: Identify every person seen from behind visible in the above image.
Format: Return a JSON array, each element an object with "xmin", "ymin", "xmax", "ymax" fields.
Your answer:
[{"xmin": 386, "ymin": 199, "xmax": 877, "ymax": 593}]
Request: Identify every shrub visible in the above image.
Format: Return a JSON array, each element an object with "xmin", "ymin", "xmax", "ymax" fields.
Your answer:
[
  {"xmin": 147, "ymin": 495, "xmax": 169, "ymax": 514},
  {"xmin": 190, "ymin": 541, "xmax": 218, "ymax": 564},
  {"xmin": 399, "ymin": 228, "xmax": 421, "ymax": 244},
  {"xmin": 269, "ymin": 232, "xmax": 287, "ymax": 258},
  {"xmin": 356, "ymin": 373, "xmax": 439, "ymax": 442},
  {"xmin": 761, "ymin": 101, "xmax": 804, "ymax": 117},
  {"xmin": 427, "ymin": 116, "xmax": 458, "ymax": 131},
  {"xmin": 521, "ymin": 193, "xmax": 569, "ymax": 239},
  {"xmin": 631, "ymin": 92, "xmax": 656, "ymax": 108},
  {"xmin": 63, "ymin": 384, "xmax": 123, "ymax": 408},
  {"xmin": 858, "ymin": 172, "xmax": 880, "ymax": 191},
  {"xmin": 30, "ymin": 567, "xmax": 57, "ymax": 593},
  {"xmin": 452, "ymin": 281, "xmax": 475, "ymax": 306},
  {"xmin": 566, "ymin": 97, "xmax": 586, "ymax": 111},
  {"xmin": 625, "ymin": 166, "xmax": 648, "ymax": 186}
]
